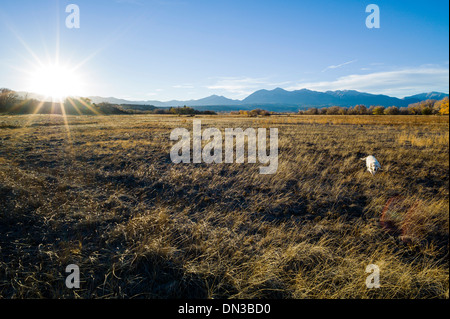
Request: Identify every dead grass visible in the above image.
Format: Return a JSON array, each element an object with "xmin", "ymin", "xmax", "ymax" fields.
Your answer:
[
  {"xmin": 0, "ymin": 114, "xmax": 448, "ymax": 299},
  {"xmin": 398, "ymin": 131, "xmax": 449, "ymax": 148}
]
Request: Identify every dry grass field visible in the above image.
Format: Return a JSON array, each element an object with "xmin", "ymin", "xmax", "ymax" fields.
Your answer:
[{"xmin": 0, "ymin": 114, "xmax": 448, "ymax": 299}]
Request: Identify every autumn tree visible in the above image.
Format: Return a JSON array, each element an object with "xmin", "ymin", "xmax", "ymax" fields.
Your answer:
[
  {"xmin": 0, "ymin": 88, "xmax": 18, "ymax": 113},
  {"xmin": 399, "ymin": 107, "xmax": 410, "ymax": 115},
  {"xmin": 304, "ymin": 107, "xmax": 318, "ymax": 115},
  {"xmin": 372, "ymin": 106, "xmax": 385, "ymax": 115},
  {"xmin": 384, "ymin": 106, "xmax": 399, "ymax": 115},
  {"xmin": 326, "ymin": 106, "xmax": 341, "ymax": 115},
  {"xmin": 408, "ymin": 99, "xmax": 437, "ymax": 115},
  {"xmin": 353, "ymin": 104, "xmax": 368, "ymax": 115},
  {"xmin": 434, "ymin": 97, "xmax": 449, "ymax": 115}
]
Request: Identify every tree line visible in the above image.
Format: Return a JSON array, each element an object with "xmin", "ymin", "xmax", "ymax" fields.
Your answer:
[
  {"xmin": 151, "ymin": 105, "xmax": 216, "ymax": 115},
  {"xmin": 0, "ymin": 89, "xmax": 217, "ymax": 115},
  {"xmin": 1, "ymin": 88, "xmax": 448, "ymax": 116},
  {"xmin": 298, "ymin": 98, "xmax": 449, "ymax": 116}
]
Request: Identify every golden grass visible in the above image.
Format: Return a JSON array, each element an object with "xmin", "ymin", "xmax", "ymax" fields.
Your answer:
[
  {"xmin": 398, "ymin": 131, "xmax": 449, "ymax": 148},
  {"xmin": 0, "ymin": 114, "xmax": 448, "ymax": 299}
]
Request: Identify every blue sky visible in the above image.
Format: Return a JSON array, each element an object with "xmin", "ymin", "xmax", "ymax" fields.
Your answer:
[{"xmin": 0, "ymin": 0, "xmax": 448, "ymax": 101}]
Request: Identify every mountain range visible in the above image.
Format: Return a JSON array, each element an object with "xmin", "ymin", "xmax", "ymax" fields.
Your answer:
[{"xmin": 17, "ymin": 89, "xmax": 449, "ymax": 112}]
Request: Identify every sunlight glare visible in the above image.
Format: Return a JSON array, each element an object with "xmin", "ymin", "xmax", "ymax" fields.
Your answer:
[{"xmin": 29, "ymin": 64, "xmax": 84, "ymax": 101}]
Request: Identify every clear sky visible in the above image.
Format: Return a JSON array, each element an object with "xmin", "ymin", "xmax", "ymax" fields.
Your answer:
[{"xmin": 0, "ymin": 0, "xmax": 448, "ymax": 101}]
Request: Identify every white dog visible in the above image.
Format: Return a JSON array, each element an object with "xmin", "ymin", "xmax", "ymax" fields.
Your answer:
[{"xmin": 361, "ymin": 155, "xmax": 382, "ymax": 176}]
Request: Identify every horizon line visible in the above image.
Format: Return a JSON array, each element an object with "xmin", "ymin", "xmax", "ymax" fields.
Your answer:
[{"xmin": 10, "ymin": 87, "xmax": 450, "ymax": 104}]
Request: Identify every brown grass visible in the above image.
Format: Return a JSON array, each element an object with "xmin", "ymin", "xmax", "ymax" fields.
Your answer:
[{"xmin": 0, "ymin": 114, "xmax": 448, "ymax": 299}]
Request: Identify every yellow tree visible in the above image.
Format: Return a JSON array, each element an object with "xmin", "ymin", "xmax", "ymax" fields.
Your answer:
[
  {"xmin": 372, "ymin": 106, "xmax": 385, "ymax": 115},
  {"xmin": 435, "ymin": 97, "xmax": 449, "ymax": 115}
]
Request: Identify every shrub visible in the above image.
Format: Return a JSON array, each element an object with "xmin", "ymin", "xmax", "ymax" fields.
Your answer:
[
  {"xmin": 303, "ymin": 108, "xmax": 318, "ymax": 115},
  {"xmin": 421, "ymin": 107, "xmax": 433, "ymax": 115},
  {"xmin": 249, "ymin": 109, "xmax": 270, "ymax": 117}
]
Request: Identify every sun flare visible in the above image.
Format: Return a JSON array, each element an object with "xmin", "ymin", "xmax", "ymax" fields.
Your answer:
[{"xmin": 29, "ymin": 64, "xmax": 84, "ymax": 101}]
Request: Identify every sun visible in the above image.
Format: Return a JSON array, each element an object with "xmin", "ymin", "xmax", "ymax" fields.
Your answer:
[{"xmin": 29, "ymin": 64, "xmax": 84, "ymax": 101}]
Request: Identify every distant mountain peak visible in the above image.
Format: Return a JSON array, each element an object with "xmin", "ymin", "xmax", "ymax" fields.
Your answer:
[
  {"xmin": 15, "ymin": 88, "xmax": 448, "ymax": 112},
  {"xmin": 403, "ymin": 92, "xmax": 449, "ymax": 102}
]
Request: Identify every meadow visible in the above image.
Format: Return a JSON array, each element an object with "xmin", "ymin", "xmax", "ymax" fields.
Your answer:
[{"xmin": 0, "ymin": 114, "xmax": 448, "ymax": 298}]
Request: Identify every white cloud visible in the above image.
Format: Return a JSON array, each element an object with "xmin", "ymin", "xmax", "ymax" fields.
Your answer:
[
  {"xmin": 203, "ymin": 66, "xmax": 448, "ymax": 99},
  {"xmin": 287, "ymin": 67, "xmax": 449, "ymax": 97},
  {"xmin": 173, "ymin": 84, "xmax": 195, "ymax": 89},
  {"xmin": 322, "ymin": 59, "xmax": 357, "ymax": 72}
]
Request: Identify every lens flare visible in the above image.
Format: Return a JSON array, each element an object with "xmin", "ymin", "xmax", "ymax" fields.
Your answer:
[{"xmin": 29, "ymin": 64, "xmax": 84, "ymax": 101}]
